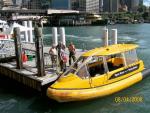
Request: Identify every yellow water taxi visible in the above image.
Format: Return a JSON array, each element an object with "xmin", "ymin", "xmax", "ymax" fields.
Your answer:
[{"xmin": 47, "ymin": 44, "xmax": 150, "ymax": 102}]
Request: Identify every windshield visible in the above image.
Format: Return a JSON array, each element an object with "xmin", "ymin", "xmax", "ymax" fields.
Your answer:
[
  {"xmin": 63, "ymin": 56, "xmax": 88, "ymax": 76},
  {"xmin": 63, "ymin": 55, "xmax": 105, "ymax": 79}
]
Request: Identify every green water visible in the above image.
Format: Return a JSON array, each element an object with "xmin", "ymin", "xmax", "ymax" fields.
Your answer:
[{"xmin": 1, "ymin": 24, "xmax": 150, "ymax": 113}]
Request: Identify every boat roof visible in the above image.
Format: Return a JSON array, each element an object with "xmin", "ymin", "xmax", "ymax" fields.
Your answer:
[{"xmin": 82, "ymin": 44, "xmax": 138, "ymax": 57}]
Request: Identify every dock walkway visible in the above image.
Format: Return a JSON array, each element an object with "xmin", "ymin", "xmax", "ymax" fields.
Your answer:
[{"xmin": 0, "ymin": 44, "xmax": 85, "ymax": 91}]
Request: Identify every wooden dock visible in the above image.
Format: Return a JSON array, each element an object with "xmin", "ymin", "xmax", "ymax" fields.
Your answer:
[
  {"xmin": 0, "ymin": 27, "xmax": 85, "ymax": 91},
  {"xmin": 0, "ymin": 61, "xmax": 58, "ymax": 91}
]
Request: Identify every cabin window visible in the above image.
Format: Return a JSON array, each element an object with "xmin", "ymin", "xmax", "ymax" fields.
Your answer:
[
  {"xmin": 63, "ymin": 56, "xmax": 88, "ymax": 76},
  {"xmin": 124, "ymin": 49, "xmax": 138, "ymax": 65},
  {"xmin": 76, "ymin": 64, "xmax": 90, "ymax": 79},
  {"xmin": 106, "ymin": 53, "xmax": 124, "ymax": 72},
  {"xmin": 86, "ymin": 56, "xmax": 105, "ymax": 77},
  {"xmin": 75, "ymin": 56, "xmax": 105, "ymax": 78}
]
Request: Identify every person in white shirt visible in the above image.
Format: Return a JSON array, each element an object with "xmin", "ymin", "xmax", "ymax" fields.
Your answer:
[{"xmin": 49, "ymin": 44, "xmax": 57, "ymax": 68}]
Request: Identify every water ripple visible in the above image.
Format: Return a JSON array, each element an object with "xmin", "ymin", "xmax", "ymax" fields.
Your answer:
[{"xmin": 0, "ymin": 99, "xmax": 17, "ymax": 112}]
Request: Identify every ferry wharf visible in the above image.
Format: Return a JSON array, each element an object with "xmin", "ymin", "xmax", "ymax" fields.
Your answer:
[{"xmin": 0, "ymin": 26, "xmax": 84, "ymax": 91}]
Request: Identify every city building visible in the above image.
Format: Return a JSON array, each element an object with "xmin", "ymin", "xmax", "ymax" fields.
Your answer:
[
  {"xmin": 131, "ymin": 0, "xmax": 140, "ymax": 12},
  {"xmin": 71, "ymin": 0, "xmax": 79, "ymax": 10},
  {"xmin": 103, "ymin": 0, "xmax": 119, "ymax": 12},
  {"xmin": 86, "ymin": 0, "xmax": 99, "ymax": 13},
  {"xmin": 119, "ymin": 4, "xmax": 128, "ymax": 12},
  {"xmin": 74, "ymin": 0, "xmax": 99, "ymax": 13},
  {"xmin": 124, "ymin": 0, "xmax": 139, "ymax": 12},
  {"xmin": 0, "ymin": 0, "xmax": 3, "ymax": 9},
  {"xmin": 99, "ymin": 0, "xmax": 103, "ymax": 12},
  {"xmin": 29, "ymin": 0, "xmax": 41, "ymax": 9},
  {"xmin": 51, "ymin": 0, "xmax": 71, "ymax": 10},
  {"xmin": 13, "ymin": 0, "xmax": 22, "ymax": 6},
  {"xmin": 1, "ymin": 0, "xmax": 13, "ymax": 6},
  {"xmin": 22, "ymin": 0, "xmax": 29, "ymax": 9},
  {"xmin": 139, "ymin": 0, "xmax": 143, "ymax": 5},
  {"xmin": 21, "ymin": 0, "xmax": 48, "ymax": 9}
]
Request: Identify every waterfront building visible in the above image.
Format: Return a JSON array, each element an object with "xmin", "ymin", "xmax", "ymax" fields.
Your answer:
[
  {"xmin": 86, "ymin": 0, "xmax": 99, "ymax": 13},
  {"xmin": 22, "ymin": 0, "xmax": 29, "ymax": 9},
  {"xmin": 99, "ymin": 0, "xmax": 103, "ymax": 12},
  {"xmin": 0, "ymin": 0, "xmax": 3, "ymax": 9},
  {"xmin": 29, "ymin": 0, "xmax": 41, "ymax": 9},
  {"xmin": 22, "ymin": 0, "xmax": 48, "ymax": 9},
  {"xmin": 103, "ymin": 0, "xmax": 119, "ymax": 12},
  {"xmin": 13, "ymin": 0, "xmax": 22, "ymax": 6},
  {"xmin": 71, "ymin": 0, "xmax": 79, "ymax": 10},
  {"xmin": 131, "ymin": 0, "xmax": 140, "ymax": 12},
  {"xmin": 1, "ymin": 0, "xmax": 13, "ymax": 6},
  {"xmin": 139, "ymin": 0, "xmax": 143, "ymax": 5},
  {"xmin": 125, "ymin": 0, "xmax": 139, "ymax": 12},
  {"xmin": 71, "ymin": 0, "xmax": 99, "ymax": 13},
  {"xmin": 119, "ymin": 4, "xmax": 128, "ymax": 12},
  {"xmin": 51, "ymin": 0, "xmax": 71, "ymax": 10}
]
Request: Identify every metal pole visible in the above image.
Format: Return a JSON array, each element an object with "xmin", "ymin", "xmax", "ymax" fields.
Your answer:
[
  {"xmin": 52, "ymin": 27, "xmax": 58, "ymax": 46},
  {"xmin": 28, "ymin": 21, "xmax": 33, "ymax": 43},
  {"xmin": 102, "ymin": 28, "xmax": 109, "ymax": 47},
  {"xmin": 14, "ymin": 27, "xmax": 23, "ymax": 69},
  {"xmin": 59, "ymin": 27, "xmax": 66, "ymax": 46},
  {"xmin": 34, "ymin": 26, "xmax": 45, "ymax": 77},
  {"xmin": 23, "ymin": 21, "xmax": 29, "ymax": 42},
  {"xmin": 111, "ymin": 29, "xmax": 117, "ymax": 44}
]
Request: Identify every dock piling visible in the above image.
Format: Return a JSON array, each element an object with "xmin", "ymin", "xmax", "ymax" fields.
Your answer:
[
  {"xmin": 23, "ymin": 21, "xmax": 29, "ymax": 42},
  {"xmin": 34, "ymin": 26, "xmax": 45, "ymax": 77},
  {"xmin": 52, "ymin": 27, "xmax": 58, "ymax": 46},
  {"xmin": 102, "ymin": 28, "xmax": 109, "ymax": 46},
  {"xmin": 111, "ymin": 29, "xmax": 118, "ymax": 44},
  {"xmin": 28, "ymin": 21, "xmax": 33, "ymax": 43},
  {"xmin": 14, "ymin": 27, "xmax": 23, "ymax": 69},
  {"xmin": 59, "ymin": 27, "xmax": 66, "ymax": 46}
]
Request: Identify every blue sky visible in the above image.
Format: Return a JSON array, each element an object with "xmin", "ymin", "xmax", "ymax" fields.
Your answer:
[{"xmin": 144, "ymin": 0, "xmax": 150, "ymax": 6}]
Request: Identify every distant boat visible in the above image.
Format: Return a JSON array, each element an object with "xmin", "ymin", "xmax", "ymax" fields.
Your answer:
[{"xmin": 86, "ymin": 14, "xmax": 108, "ymax": 26}]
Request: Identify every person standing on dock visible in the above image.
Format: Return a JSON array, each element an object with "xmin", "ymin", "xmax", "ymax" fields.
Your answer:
[
  {"xmin": 49, "ymin": 44, "xmax": 57, "ymax": 68},
  {"xmin": 68, "ymin": 42, "xmax": 76, "ymax": 65},
  {"xmin": 56, "ymin": 42, "xmax": 66, "ymax": 61},
  {"xmin": 60, "ymin": 48, "xmax": 67, "ymax": 72}
]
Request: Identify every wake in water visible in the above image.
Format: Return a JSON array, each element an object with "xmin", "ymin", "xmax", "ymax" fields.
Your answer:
[{"xmin": 43, "ymin": 34, "xmax": 102, "ymax": 43}]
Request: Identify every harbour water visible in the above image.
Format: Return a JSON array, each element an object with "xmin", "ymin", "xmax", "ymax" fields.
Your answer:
[{"xmin": 1, "ymin": 24, "xmax": 150, "ymax": 113}]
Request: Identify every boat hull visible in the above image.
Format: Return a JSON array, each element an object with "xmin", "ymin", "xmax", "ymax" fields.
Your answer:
[{"xmin": 47, "ymin": 69, "xmax": 150, "ymax": 102}]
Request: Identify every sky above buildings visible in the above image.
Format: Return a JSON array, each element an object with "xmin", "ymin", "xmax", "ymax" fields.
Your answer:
[{"xmin": 144, "ymin": 0, "xmax": 150, "ymax": 6}]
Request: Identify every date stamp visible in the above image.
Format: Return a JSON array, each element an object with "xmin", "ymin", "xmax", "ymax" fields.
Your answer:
[{"xmin": 114, "ymin": 96, "xmax": 143, "ymax": 103}]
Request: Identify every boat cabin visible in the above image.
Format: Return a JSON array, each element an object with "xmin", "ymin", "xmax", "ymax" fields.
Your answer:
[{"xmin": 62, "ymin": 44, "xmax": 144, "ymax": 84}]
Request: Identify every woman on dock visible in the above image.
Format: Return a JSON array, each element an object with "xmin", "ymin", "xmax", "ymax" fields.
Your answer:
[
  {"xmin": 59, "ymin": 48, "xmax": 67, "ymax": 72},
  {"xmin": 49, "ymin": 44, "xmax": 57, "ymax": 68}
]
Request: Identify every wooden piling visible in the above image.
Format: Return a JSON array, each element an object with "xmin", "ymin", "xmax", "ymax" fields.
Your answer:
[
  {"xmin": 34, "ymin": 26, "xmax": 45, "ymax": 77},
  {"xmin": 14, "ymin": 27, "xmax": 23, "ymax": 69}
]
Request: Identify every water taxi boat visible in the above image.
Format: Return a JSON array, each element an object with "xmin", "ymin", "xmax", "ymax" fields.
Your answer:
[{"xmin": 47, "ymin": 44, "xmax": 150, "ymax": 102}]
